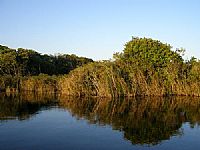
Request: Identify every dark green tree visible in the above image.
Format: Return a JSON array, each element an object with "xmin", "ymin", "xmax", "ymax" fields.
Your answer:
[{"xmin": 114, "ymin": 37, "xmax": 183, "ymax": 71}]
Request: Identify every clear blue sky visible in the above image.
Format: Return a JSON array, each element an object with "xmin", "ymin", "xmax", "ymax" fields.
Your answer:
[{"xmin": 0, "ymin": 0, "xmax": 200, "ymax": 60}]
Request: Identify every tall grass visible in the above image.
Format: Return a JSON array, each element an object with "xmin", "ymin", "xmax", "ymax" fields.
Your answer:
[
  {"xmin": 21, "ymin": 74, "xmax": 58, "ymax": 93},
  {"xmin": 58, "ymin": 60, "xmax": 200, "ymax": 97}
]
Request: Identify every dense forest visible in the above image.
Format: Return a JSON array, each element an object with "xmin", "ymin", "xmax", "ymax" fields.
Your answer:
[
  {"xmin": 59, "ymin": 37, "xmax": 200, "ymax": 97},
  {"xmin": 1, "ymin": 37, "xmax": 200, "ymax": 96},
  {"xmin": 0, "ymin": 45, "xmax": 93, "ymax": 92}
]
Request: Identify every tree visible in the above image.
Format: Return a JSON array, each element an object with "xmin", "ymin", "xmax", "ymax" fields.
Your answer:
[
  {"xmin": 114, "ymin": 37, "xmax": 183, "ymax": 71},
  {"xmin": 0, "ymin": 48, "xmax": 17, "ymax": 75}
]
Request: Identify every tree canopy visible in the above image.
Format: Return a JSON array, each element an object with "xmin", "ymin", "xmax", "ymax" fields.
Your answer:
[
  {"xmin": 114, "ymin": 37, "xmax": 184, "ymax": 71},
  {"xmin": 0, "ymin": 45, "xmax": 93, "ymax": 76}
]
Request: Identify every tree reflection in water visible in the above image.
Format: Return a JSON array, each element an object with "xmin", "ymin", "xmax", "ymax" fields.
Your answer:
[
  {"xmin": 0, "ymin": 92, "xmax": 58, "ymax": 121},
  {"xmin": 59, "ymin": 96, "xmax": 200, "ymax": 145},
  {"xmin": 1, "ymin": 93, "xmax": 200, "ymax": 145}
]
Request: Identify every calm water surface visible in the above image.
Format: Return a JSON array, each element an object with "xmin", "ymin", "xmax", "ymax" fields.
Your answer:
[{"xmin": 0, "ymin": 93, "xmax": 200, "ymax": 150}]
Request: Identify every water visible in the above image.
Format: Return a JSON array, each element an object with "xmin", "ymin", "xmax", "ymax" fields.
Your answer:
[{"xmin": 0, "ymin": 93, "xmax": 200, "ymax": 150}]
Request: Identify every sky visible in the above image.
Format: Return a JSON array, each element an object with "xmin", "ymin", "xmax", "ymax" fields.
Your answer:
[{"xmin": 0, "ymin": 0, "xmax": 200, "ymax": 60}]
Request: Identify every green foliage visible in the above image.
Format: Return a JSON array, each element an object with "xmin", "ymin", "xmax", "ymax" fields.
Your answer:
[
  {"xmin": 0, "ymin": 45, "xmax": 93, "ymax": 92},
  {"xmin": 59, "ymin": 37, "xmax": 200, "ymax": 97},
  {"xmin": 115, "ymin": 37, "xmax": 183, "ymax": 71},
  {"xmin": 0, "ymin": 45, "xmax": 93, "ymax": 76},
  {"xmin": 187, "ymin": 59, "xmax": 200, "ymax": 82},
  {"xmin": 0, "ymin": 48, "xmax": 17, "ymax": 75},
  {"xmin": 21, "ymin": 74, "xmax": 59, "ymax": 93},
  {"xmin": 0, "ymin": 37, "xmax": 200, "ymax": 96}
]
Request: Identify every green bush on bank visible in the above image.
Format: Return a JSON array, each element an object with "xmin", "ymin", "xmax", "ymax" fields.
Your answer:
[
  {"xmin": 1, "ymin": 37, "xmax": 200, "ymax": 97},
  {"xmin": 21, "ymin": 74, "xmax": 59, "ymax": 93},
  {"xmin": 59, "ymin": 37, "xmax": 200, "ymax": 97}
]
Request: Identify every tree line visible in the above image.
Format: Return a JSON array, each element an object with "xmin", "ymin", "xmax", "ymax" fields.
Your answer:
[
  {"xmin": 1, "ymin": 37, "xmax": 200, "ymax": 96},
  {"xmin": 59, "ymin": 37, "xmax": 200, "ymax": 97},
  {"xmin": 0, "ymin": 45, "xmax": 93, "ymax": 76},
  {"xmin": 0, "ymin": 45, "xmax": 93, "ymax": 92}
]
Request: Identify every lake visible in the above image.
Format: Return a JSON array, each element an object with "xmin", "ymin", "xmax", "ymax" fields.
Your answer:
[{"xmin": 0, "ymin": 93, "xmax": 200, "ymax": 150}]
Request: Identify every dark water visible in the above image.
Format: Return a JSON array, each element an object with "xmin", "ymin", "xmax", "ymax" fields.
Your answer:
[{"xmin": 0, "ymin": 93, "xmax": 200, "ymax": 150}]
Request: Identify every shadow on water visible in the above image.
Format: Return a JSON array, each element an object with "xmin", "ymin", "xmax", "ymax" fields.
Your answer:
[{"xmin": 1, "ymin": 92, "xmax": 200, "ymax": 146}]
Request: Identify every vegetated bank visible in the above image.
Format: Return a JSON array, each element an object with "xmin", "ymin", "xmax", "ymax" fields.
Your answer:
[
  {"xmin": 1, "ymin": 37, "xmax": 200, "ymax": 97},
  {"xmin": 58, "ymin": 37, "xmax": 200, "ymax": 97},
  {"xmin": 0, "ymin": 45, "xmax": 93, "ymax": 93}
]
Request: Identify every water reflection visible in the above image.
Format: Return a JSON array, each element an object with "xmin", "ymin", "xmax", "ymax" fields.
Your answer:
[
  {"xmin": 0, "ymin": 92, "xmax": 57, "ymax": 121},
  {"xmin": 59, "ymin": 96, "xmax": 200, "ymax": 145},
  {"xmin": 1, "ymin": 93, "xmax": 200, "ymax": 146}
]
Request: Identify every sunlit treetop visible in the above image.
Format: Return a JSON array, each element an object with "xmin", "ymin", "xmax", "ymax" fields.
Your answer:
[{"xmin": 114, "ymin": 37, "xmax": 184, "ymax": 70}]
